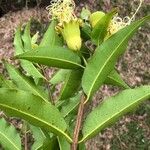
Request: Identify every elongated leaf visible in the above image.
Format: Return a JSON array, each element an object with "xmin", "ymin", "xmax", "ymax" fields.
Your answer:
[
  {"xmin": 30, "ymin": 125, "xmax": 46, "ymax": 150},
  {"xmin": 105, "ymin": 70, "xmax": 130, "ymax": 89},
  {"xmin": 16, "ymin": 46, "xmax": 83, "ymax": 69},
  {"xmin": 59, "ymin": 70, "xmax": 83, "ymax": 100},
  {"xmin": 81, "ymin": 23, "xmax": 91, "ymax": 40},
  {"xmin": 81, "ymin": 86, "xmax": 150, "ymax": 142},
  {"xmin": 14, "ymin": 27, "xmax": 24, "ymax": 55},
  {"xmin": 60, "ymin": 93, "xmax": 81, "ymax": 117},
  {"xmin": 0, "ymin": 118, "xmax": 21, "ymax": 150},
  {"xmin": 0, "ymin": 88, "xmax": 72, "ymax": 143},
  {"xmin": 14, "ymin": 27, "xmax": 44, "ymax": 79},
  {"xmin": 22, "ymin": 21, "xmax": 32, "ymax": 51},
  {"xmin": 42, "ymin": 136, "xmax": 59, "ymax": 150},
  {"xmin": 58, "ymin": 136, "xmax": 70, "ymax": 150},
  {"xmin": 0, "ymin": 75, "xmax": 17, "ymax": 88},
  {"xmin": 5, "ymin": 62, "xmax": 48, "ymax": 102},
  {"xmin": 82, "ymin": 16, "xmax": 150, "ymax": 100},
  {"xmin": 40, "ymin": 20, "xmax": 63, "ymax": 47},
  {"xmin": 91, "ymin": 9, "xmax": 116, "ymax": 45},
  {"xmin": 20, "ymin": 61, "xmax": 44, "ymax": 79},
  {"xmin": 50, "ymin": 69, "xmax": 71, "ymax": 85}
]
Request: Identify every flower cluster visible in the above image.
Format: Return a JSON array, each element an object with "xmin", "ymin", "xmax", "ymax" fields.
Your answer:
[
  {"xmin": 107, "ymin": 0, "xmax": 143, "ymax": 36},
  {"xmin": 47, "ymin": 0, "xmax": 143, "ymax": 50},
  {"xmin": 47, "ymin": 0, "xmax": 82, "ymax": 51},
  {"xmin": 46, "ymin": 0, "xmax": 76, "ymax": 24}
]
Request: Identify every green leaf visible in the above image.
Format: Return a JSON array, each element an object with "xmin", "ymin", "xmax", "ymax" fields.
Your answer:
[
  {"xmin": 40, "ymin": 20, "xmax": 63, "ymax": 47},
  {"xmin": 0, "ymin": 75, "xmax": 17, "ymax": 88},
  {"xmin": 105, "ymin": 70, "xmax": 130, "ymax": 89},
  {"xmin": 14, "ymin": 27, "xmax": 24, "ymax": 55},
  {"xmin": 91, "ymin": 9, "xmax": 116, "ymax": 45},
  {"xmin": 5, "ymin": 62, "xmax": 48, "ymax": 102},
  {"xmin": 14, "ymin": 27, "xmax": 44, "ymax": 79},
  {"xmin": 79, "ymin": 143, "xmax": 86, "ymax": 150},
  {"xmin": 0, "ymin": 88, "xmax": 72, "ymax": 143},
  {"xmin": 15, "ymin": 46, "xmax": 83, "ymax": 69},
  {"xmin": 58, "ymin": 136, "xmax": 70, "ymax": 150},
  {"xmin": 19, "ymin": 61, "xmax": 44, "ymax": 79},
  {"xmin": 42, "ymin": 136, "xmax": 59, "ymax": 150},
  {"xmin": 60, "ymin": 93, "xmax": 81, "ymax": 118},
  {"xmin": 0, "ymin": 118, "xmax": 21, "ymax": 150},
  {"xmin": 81, "ymin": 86, "xmax": 150, "ymax": 142},
  {"xmin": 81, "ymin": 23, "xmax": 91, "ymax": 40},
  {"xmin": 82, "ymin": 16, "xmax": 150, "ymax": 100},
  {"xmin": 59, "ymin": 70, "xmax": 83, "ymax": 100},
  {"xmin": 50, "ymin": 69, "xmax": 70, "ymax": 85},
  {"xmin": 30, "ymin": 125, "xmax": 46, "ymax": 150},
  {"xmin": 22, "ymin": 21, "xmax": 32, "ymax": 51}
]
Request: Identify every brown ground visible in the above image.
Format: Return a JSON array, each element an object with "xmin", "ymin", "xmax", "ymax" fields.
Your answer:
[{"xmin": 0, "ymin": 0, "xmax": 150, "ymax": 150}]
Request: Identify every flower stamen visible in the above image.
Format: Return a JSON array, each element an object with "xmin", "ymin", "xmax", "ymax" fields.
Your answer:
[
  {"xmin": 46, "ymin": 0, "xmax": 76, "ymax": 24},
  {"xmin": 107, "ymin": 0, "xmax": 143, "ymax": 36},
  {"xmin": 46, "ymin": 0, "xmax": 82, "ymax": 51}
]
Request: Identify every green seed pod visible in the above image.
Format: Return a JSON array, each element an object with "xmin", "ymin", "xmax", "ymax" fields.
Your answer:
[{"xmin": 90, "ymin": 11, "xmax": 105, "ymax": 28}]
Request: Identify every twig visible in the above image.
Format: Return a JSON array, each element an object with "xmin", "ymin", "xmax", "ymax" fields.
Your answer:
[
  {"xmin": 71, "ymin": 94, "xmax": 86, "ymax": 150},
  {"xmin": 40, "ymin": 65, "xmax": 55, "ymax": 105}
]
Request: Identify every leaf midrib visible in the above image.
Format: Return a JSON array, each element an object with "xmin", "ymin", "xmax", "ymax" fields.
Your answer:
[
  {"xmin": 0, "ymin": 130, "xmax": 20, "ymax": 150},
  {"xmin": 21, "ymin": 60, "xmax": 44, "ymax": 78},
  {"xmin": 12, "ymin": 68, "xmax": 48, "ymax": 102},
  {"xmin": 19, "ymin": 55, "xmax": 84, "ymax": 69},
  {"xmin": 0, "ymin": 103, "xmax": 72, "ymax": 143},
  {"xmin": 87, "ymin": 19, "xmax": 145, "ymax": 99},
  {"xmin": 107, "ymin": 75, "xmax": 128, "ymax": 88},
  {"xmin": 81, "ymin": 93, "xmax": 150, "ymax": 142},
  {"xmin": 59, "ymin": 71, "xmax": 72, "ymax": 100}
]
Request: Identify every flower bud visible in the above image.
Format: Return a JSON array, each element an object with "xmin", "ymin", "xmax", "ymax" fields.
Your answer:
[
  {"xmin": 89, "ymin": 11, "xmax": 105, "ymax": 28},
  {"xmin": 61, "ymin": 20, "xmax": 82, "ymax": 51}
]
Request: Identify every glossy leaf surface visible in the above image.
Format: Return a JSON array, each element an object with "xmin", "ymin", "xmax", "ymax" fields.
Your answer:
[
  {"xmin": 81, "ymin": 86, "xmax": 150, "ymax": 142},
  {"xmin": 16, "ymin": 46, "xmax": 83, "ymax": 69},
  {"xmin": 82, "ymin": 16, "xmax": 150, "ymax": 100},
  {"xmin": 0, "ymin": 88, "xmax": 72, "ymax": 142}
]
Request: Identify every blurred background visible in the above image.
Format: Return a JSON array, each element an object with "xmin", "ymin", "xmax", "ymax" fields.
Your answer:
[{"xmin": 0, "ymin": 0, "xmax": 150, "ymax": 150}]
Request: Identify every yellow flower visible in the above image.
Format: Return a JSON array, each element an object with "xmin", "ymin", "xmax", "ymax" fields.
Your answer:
[{"xmin": 47, "ymin": 0, "xmax": 82, "ymax": 51}]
